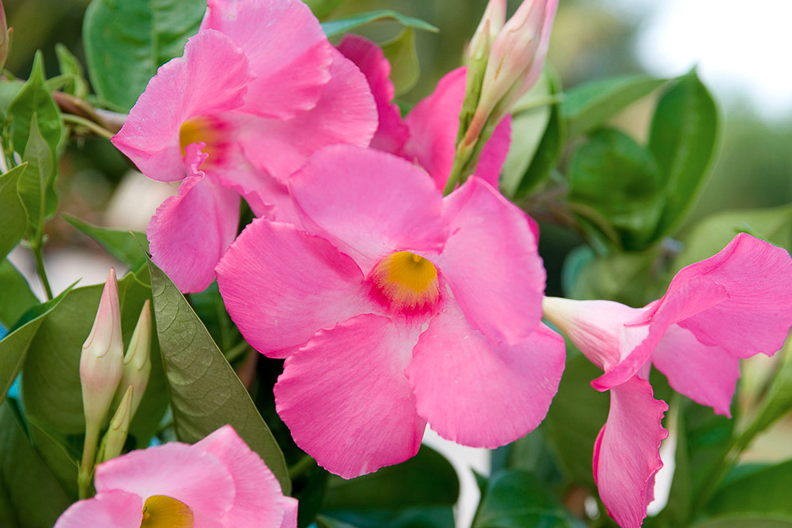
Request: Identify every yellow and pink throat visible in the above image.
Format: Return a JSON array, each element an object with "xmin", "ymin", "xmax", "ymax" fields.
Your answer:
[
  {"xmin": 369, "ymin": 251, "xmax": 441, "ymax": 314},
  {"xmin": 178, "ymin": 116, "xmax": 230, "ymax": 168},
  {"xmin": 139, "ymin": 495, "xmax": 194, "ymax": 528}
]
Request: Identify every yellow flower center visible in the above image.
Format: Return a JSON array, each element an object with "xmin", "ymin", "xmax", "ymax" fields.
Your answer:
[
  {"xmin": 370, "ymin": 251, "xmax": 440, "ymax": 313},
  {"xmin": 140, "ymin": 495, "xmax": 194, "ymax": 528},
  {"xmin": 178, "ymin": 116, "xmax": 228, "ymax": 167}
]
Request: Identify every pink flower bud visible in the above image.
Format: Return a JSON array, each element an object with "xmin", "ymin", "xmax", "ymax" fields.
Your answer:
[
  {"xmin": 118, "ymin": 300, "xmax": 151, "ymax": 420},
  {"xmin": 468, "ymin": 0, "xmax": 507, "ymax": 62},
  {"xmin": 80, "ymin": 269, "xmax": 124, "ymax": 434}
]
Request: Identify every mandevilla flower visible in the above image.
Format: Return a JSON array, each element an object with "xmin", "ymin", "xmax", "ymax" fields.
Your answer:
[
  {"xmin": 216, "ymin": 145, "xmax": 565, "ymax": 478},
  {"xmin": 337, "ymin": 35, "xmax": 511, "ymax": 191},
  {"xmin": 113, "ymin": 0, "xmax": 376, "ymax": 293},
  {"xmin": 55, "ymin": 425, "xmax": 297, "ymax": 528},
  {"xmin": 542, "ymin": 233, "xmax": 792, "ymax": 528}
]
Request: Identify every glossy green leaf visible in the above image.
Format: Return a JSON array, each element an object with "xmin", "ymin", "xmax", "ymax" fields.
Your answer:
[
  {"xmin": 563, "ymin": 74, "xmax": 666, "ymax": 138},
  {"xmin": 55, "ymin": 43, "xmax": 90, "ymax": 99},
  {"xmin": 6, "ymin": 51, "xmax": 63, "ymax": 157},
  {"xmin": 321, "ymin": 10, "xmax": 438, "ymax": 39},
  {"xmin": 381, "ymin": 28, "xmax": 420, "ymax": 96},
  {"xmin": 0, "ymin": 401, "xmax": 71, "ymax": 527},
  {"xmin": 0, "ymin": 164, "xmax": 27, "ymax": 259},
  {"xmin": 704, "ymin": 460, "xmax": 792, "ymax": 519},
  {"xmin": 147, "ymin": 259, "xmax": 290, "ymax": 494},
  {"xmin": 304, "ymin": 0, "xmax": 349, "ymax": 20},
  {"xmin": 83, "ymin": 0, "xmax": 207, "ymax": 110},
  {"xmin": 26, "ymin": 420, "xmax": 80, "ymax": 500},
  {"xmin": 649, "ymin": 69, "xmax": 718, "ymax": 238},
  {"xmin": 569, "ymin": 128, "xmax": 665, "ymax": 250},
  {"xmin": 18, "ymin": 119, "xmax": 54, "ymax": 239},
  {"xmin": 471, "ymin": 469, "xmax": 583, "ymax": 528},
  {"xmin": 0, "ymin": 259, "xmax": 39, "ymax": 329},
  {"xmin": 64, "ymin": 214, "xmax": 149, "ymax": 269}
]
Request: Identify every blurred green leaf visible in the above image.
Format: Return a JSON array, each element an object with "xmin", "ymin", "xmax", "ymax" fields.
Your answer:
[
  {"xmin": 64, "ymin": 214, "xmax": 149, "ymax": 269},
  {"xmin": 83, "ymin": 0, "xmax": 206, "ymax": 110},
  {"xmin": 0, "ymin": 401, "xmax": 71, "ymax": 527},
  {"xmin": 649, "ymin": 69, "xmax": 718, "ymax": 239},
  {"xmin": 381, "ymin": 28, "xmax": 420, "ymax": 96},
  {"xmin": 322, "ymin": 10, "xmax": 438, "ymax": 38},
  {"xmin": 0, "ymin": 259, "xmax": 38, "ymax": 329},
  {"xmin": 147, "ymin": 258, "xmax": 290, "ymax": 494},
  {"xmin": 0, "ymin": 164, "xmax": 27, "ymax": 259},
  {"xmin": 188, "ymin": 282, "xmax": 241, "ymax": 355},
  {"xmin": 568, "ymin": 128, "xmax": 664, "ymax": 251},
  {"xmin": 19, "ymin": 119, "xmax": 55, "ymax": 239},
  {"xmin": 324, "ymin": 508, "xmax": 455, "ymax": 528},
  {"xmin": 471, "ymin": 469, "xmax": 583, "ymax": 528},
  {"xmin": 693, "ymin": 518, "xmax": 792, "ymax": 528},
  {"xmin": 704, "ymin": 460, "xmax": 792, "ymax": 520},
  {"xmin": 304, "ymin": 0, "xmax": 349, "ymax": 20},
  {"xmin": 562, "ymin": 74, "xmax": 666, "ymax": 138},
  {"xmin": 55, "ymin": 44, "xmax": 90, "ymax": 99}
]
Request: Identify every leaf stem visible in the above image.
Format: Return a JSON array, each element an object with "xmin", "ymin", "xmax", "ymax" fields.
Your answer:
[{"xmin": 61, "ymin": 114, "xmax": 115, "ymax": 140}]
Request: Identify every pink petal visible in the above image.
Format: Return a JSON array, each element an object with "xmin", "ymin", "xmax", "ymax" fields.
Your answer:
[
  {"xmin": 406, "ymin": 298, "xmax": 564, "ymax": 447},
  {"xmin": 95, "ymin": 442, "xmax": 235, "ymax": 520},
  {"xmin": 651, "ymin": 324, "xmax": 741, "ymax": 417},
  {"xmin": 195, "ymin": 425, "xmax": 286, "ymax": 527},
  {"xmin": 112, "ymin": 29, "xmax": 252, "ymax": 182},
  {"xmin": 401, "ymin": 67, "xmax": 511, "ymax": 190},
  {"xmin": 336, "ymin": 34, "xmax": 409, "ymax": 154},
  {"xmin": 274, "ymin": 314, "xmax": 426, "ymax": 479},
  {"xmin": 216, "ymin": 219, "xmax": 370, "ymax": 357},
  {"xmin": 280, "ymin": 498, "xmax": 299, "ymax": 528},
  {"xmin": 147, "ymin": 145, "xmax": 240, "ymax": 293},
  {"xmin": 437, "ymin": 177, "xmax": 545, "ymax": 344},
  {"xmin": 54, "ymin": 490, "xmax": 142, "ymax": 528},
  {"xmin": 593, "ymin": 377, "xmax": 668, "ymax": 528},
  {"xmin": 202, "ymin": 0, "xmax": 332, "ymax": 119},
  {"xmin": 290, "ymin": 145, "xmax": 447, "ymax": 273},
  {"xmin": 238, "ymin": 49, "xmax": 377, "ymax": 183}
]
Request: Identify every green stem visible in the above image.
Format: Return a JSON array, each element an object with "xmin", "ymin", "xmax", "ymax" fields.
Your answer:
[
  {"xmin": 61, "ymin": 114, "xmax": 115, "ymax": 140},
  {"xmin": 288, "ymin": 455, "xmax": 316, "ymax": 480},
  {"xmin": 32, "ymin": 245, "xmax": 53, "ymax": 300},
  {"xmin": 78, "ymin": 424, "xmax": 100, "ymax": 499}
]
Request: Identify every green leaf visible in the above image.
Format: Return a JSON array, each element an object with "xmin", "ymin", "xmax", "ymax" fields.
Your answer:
[
  {"xmin": 18, "ymin": 119, "xmax": 55, "ymax": 239},
  {"xmin": 6, "ymin": 51, "xmax": 63, "ymax": 157},
  {"xmin": 147, "ymin": 258, "xmax": 290, "ymax": 494},
  {"xmin": 704, "ymin": 460, "xmax": 792, "ymax": 519},
  {"xmin": 381, "ymin": 28, "xmax": 420, "ymax": 96},
  {"xmin": 304, "ymin": 0, "xmax": 349, "ymax": 20},
  {"xmin": 188, "ymin": 282, "xmax": 241, "ymax": 355},
  {"xmin": 83, "ymin": 0, "xmax": 207, "ymax": 110},
  {"xmin": 649, "ymin": 69, "xmax": 718, "ymax": 239},
  {"xmin": 321, "ymin": 10, "xmax": 438, "ymax": 39},
  {"xmin": 64, "ymin": 214, "xmax": 149, "ymax": 269},
  {"xmin": 0, "ymin": 259, "xmax": 39, "ymax": 329},
  {"xmin": 471, "ymin": 469, "xmax": 583, "ymax": 528},
  {"xmin": 568, "ymin": 128, "xmax": 665, "ymax": 251},
  {"xmin": 694, "ymin": 517, "xmax": 792, "ymax": 528},
  {"xmin": 563, "ymin": 74, "xmax": 667, "ymax": 138},
  {"xmin": 27, "ymin": 420, "xmax": 80, "ymax": 500},
  {"xmin": 0, "ymin": 164, "xmax": 27, "ymax": 259},
  {"xmin": 0, "ymin": 401, "xmax": 71, "ymax": 527},
  {"xmin": 55, "ymin": 43, "xmax": 90, "ymax": 99}
]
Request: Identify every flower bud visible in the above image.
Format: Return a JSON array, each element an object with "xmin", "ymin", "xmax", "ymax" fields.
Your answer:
[
  {"xmin": 117, "ymin": 300, "xmax": 152, "ymax": 420},
  {"xmin": 468, "ymin": 0, "xmax": 506, "ymax": 63},
  {"xmin": 0, "ymin": 1, "xmax": 9, "ymax": 72},
  {"xmin": 99, "ymin": 386, "xmax": 133, "ymax": 463}
]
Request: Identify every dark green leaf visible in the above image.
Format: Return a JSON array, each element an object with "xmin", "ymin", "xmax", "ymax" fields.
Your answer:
[
  {"xmin": 27, "ymin": 420, "xmax": 80, "ymax": 500},
  {"xmin": 322, "ymin": 10, "xmax": 438, "ymax": 39},
  {"xmin": 0, "ymin": 164, "xmax": 27, "ymax": 259},
  {"xmin": 568, "ymin": 128, "xmax": 665, "ymax": 250},
  {"xmin": 19, "ymin": 119, "xmax": 54, "ymax": 238},
  {"xmin": 471, "ymin": 469, "xmax": 583, "ymax": 528},
  {"xmin": 83, "ymin": 0, "xmax": 207, "ymax": 110},
  {"xmin": 188, "ymin": 281, "xmax": 241, "ymax": 355},
  {"xmin": 304, "ymin": 0, "xmax": 348, "ymax": 20},
  {"xmin": 0, "ymin": 401, "xmax": 71, "ymax": 527},
  {"xmin": 649, "ymin": 69, "xmax": 718, "ymax": 238},
  {"xmin": 325, "ymin": 508, "xmax": 455, "ymax": 528},
  {"xmin": 704, "ymin": 459, "xmax": 792, "ymax": 519},
  {"xmin": 64, "ymin": 214, "xmax": 149, "ymax": 269},
  {"xmin": 694, "ymin": 517, "xmax": 792, "ymax": 528},
  {"xmin": 563, "ymin": 75, "xmax": 666, "ymax": 138},
  {"xmin": 381, "ymin": 28, "xmax": 420, "ymax": 96},
  {"xmin": 147, "ymin": 258, "xmax": 290, "ymax": 494},
  {"xmin": 0, "ymin": 259, "xmax": 39, "ymax": 329},
  {"xmin": 55, "ymin": 44, "xmax": 90, "ymax": 99}
]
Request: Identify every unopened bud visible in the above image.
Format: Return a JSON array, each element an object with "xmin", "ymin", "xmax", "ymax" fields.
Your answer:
[
  {"xmin": 468, "ymin": 0, "xmax": 506, "ymax": 63},
  {"xmin": 99, "ymin": 386, "xmax": 133, "ymax": 463},
  {"xmin": 117, "ymin": 300, "xmax": 152, "ymax": 420},
  {"xmin": 0, "ymin": 1, "xmax": 8, "ymax": 72}
]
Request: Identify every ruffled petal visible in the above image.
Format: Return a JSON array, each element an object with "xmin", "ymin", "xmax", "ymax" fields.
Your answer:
[
  {"xmin": 54, "ymin": 490, "xmax": 142, "ymax": 528},
  {"xmin": 202, "ymin": 0, "xmax": 332, "ymax": 119},
  {"xmin": 216, "ymin": 219, "xmax": 370, "ymax": 357},
  {"xmin": 406, "ymin": 298, "xmax": 564, "ymax": 447},
  {"xmin": 113, "ymin": 29, "xmax": 252, "ymax": 182},
  {"xmin": 195, "ymin": 425, "xmax": 285, "ymax": 527},
  {"xmin": 95, "ymin": 443, "xmax": 235, "ymax": 520},
  {"xmin": 651, "ymin": 324, "xmax": 741, "ymax": 417},
  {"xmin": 401, "ymin": 67, "xmax": 510, "ymax": 190},
  {"xmin": 290, "ymin": 145, "xmax": 447, "ymax": 273},
  {"xmin": 238, "ymin": 49, "xmax": 377, "ymax": 183},
  {"xmin": 593, "ymin": 377, "xmax": 668, "ymax": 528},
  {"xmin": 336, "ymin": 34, "xmax": 409, "ymax": 154},
  {"xmin": 274, "ymin": 314, "xmax": 426, "ymax": 479},
  {"xmin": 437, "ymin": 177, "xmax": 544, "ymax": 344}
]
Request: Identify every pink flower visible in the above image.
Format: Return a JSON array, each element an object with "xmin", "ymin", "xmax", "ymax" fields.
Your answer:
[
  {"xmin": 543, "ymin": 233, "xmax": 792, "ymax": 528},
  {"xmin": 216, "ymin": 145, "xmax": 564, "ymax": 478},
  {"xmin": 336, "ymin": 35, "xmax": 511, "ymax": 191},
  {"xmin": 113, "ymin": 0, "xmax": 377, "ymax": 293},
  {"xmin": 55, "ymin": 425, "xmax": 297, "ymax": 528}
]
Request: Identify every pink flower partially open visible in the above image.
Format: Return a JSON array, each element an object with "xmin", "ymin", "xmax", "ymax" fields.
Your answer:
[
  {"xmin": 55, "ymin": 425, "xmax": 297, "ymax": 528},
  {"xmin": 216, "ymin": 145, "xmax": 564, "ymax": 478},
  {"xmin": 543, "ymin": 233, "xmax": 792, "ymax": 528},
  {"xmin": 337, "ymin": 35, "xmax": 511, "ymax": 191},
  {"xmin": 113, "ymin": 0, "xmax": 376, "ymax": 293}
]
